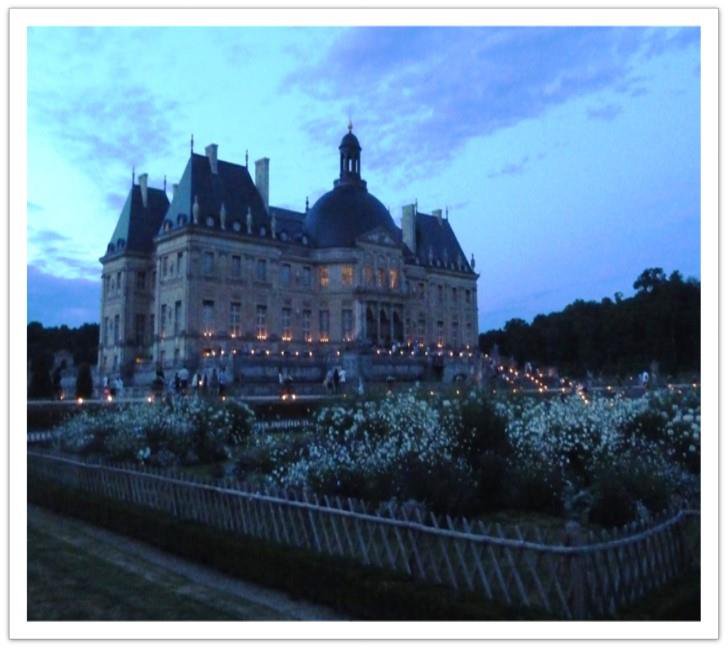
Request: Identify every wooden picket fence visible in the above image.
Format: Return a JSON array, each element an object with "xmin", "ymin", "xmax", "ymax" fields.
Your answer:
[{"xmin": 27, "ymin": 451, "xmax": 699, "ymax": 619}]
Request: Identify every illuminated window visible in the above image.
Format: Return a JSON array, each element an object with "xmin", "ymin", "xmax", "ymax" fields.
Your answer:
[
  {"xmin": 256, "ymin": 305, "xmax": 267, "ymax": 339},
  {"xmin": 319, "ymin": 267, "xmax": 329, "ymax": 289},
  {"xmin": 341, "ymin": 309, "xmax": 353, "ymax": 340},
  {"xmin": 281, "ymin": 307, "xmax": 292, "ymax": 340},
  {"xmin": 230, "ymin": 302, "xmax": 241, "ymax": 336},
  {"xmin": 341, "ymin": 265, "xmax": 354, "ymax": 287},
  {"xmin": 388, "ymin": 269, "xmax": 399, "ymax": 290},
  {"xmin": 302, "ymin": 309, "xmax": 312, "ymax": 342},
  {"xmin": 319, "ymin": 309, "xmax": 330, "ymax": 340}
]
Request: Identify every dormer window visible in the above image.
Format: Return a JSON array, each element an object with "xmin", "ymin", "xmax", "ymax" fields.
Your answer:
[
  {"xmin": 232, "ymin": 221, "xmax": 241, "ymax": 232},
  {"xmin": 279, "ymin": 230, "xmax": 288, "ymax": 241},
  {"xmin": 117, "ymin": 238, "xmax": 125, "ymax": 248},
  {"xmin": 301, "ymin": 235, "xmax": 309, "ymax": 245},
  {"xmin": 164, "ymin": 221, "xmax": 172, "ymax": 232},
  {"xmin": 206, "ymin": 216, "xmax": 215, "ymax": 227},
  {"xmin": 259, "ymin": 226, "xmax": 266, "ymax": 237}
]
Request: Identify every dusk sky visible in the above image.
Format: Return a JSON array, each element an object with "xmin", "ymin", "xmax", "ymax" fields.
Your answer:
[{"xmin": 27, "ymin": 26, "xmax": 700, "ymax": 331}]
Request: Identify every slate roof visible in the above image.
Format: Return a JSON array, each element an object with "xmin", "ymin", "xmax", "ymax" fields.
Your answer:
[
  {"xmin": 160, "ymin": 153, "xmax": 269, "ymax": 234},
  {"xmin": 407, "ymin": 212, "xmax": 475, "ymax": 274},
  {"xmin": 304, "ymin": 183, "xmax": 399, "ymax": 248},
  {"xmin": 105, "ymin": 184, "xmax": 169, "ymax": 256},
  {"xmin": 269, "ymin": 206, "xmax": 306, "ymax": 241}
]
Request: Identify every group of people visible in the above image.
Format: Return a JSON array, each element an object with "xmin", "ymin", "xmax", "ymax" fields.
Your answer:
[
  {"xmin": 149, "ymin": 366, "xmax": 229, "ymax": 398},
  {"xmin": 102, "ymin": 375, "xmax": 125, "ymax": 399},
  {"xmin": 323, "ymin": 366, "xmax": 346, "ymax": 394}
]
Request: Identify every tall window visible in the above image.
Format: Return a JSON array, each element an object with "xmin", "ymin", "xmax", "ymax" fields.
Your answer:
[
  {"xmin": 160, "ymin": 304, "xmax": 167, "ymax": 337},
  {"xmin": 150, "ymin": 314, "xmax": 155, "ymax": 341},
  {"xmin": 302, "ymin": 266, "xmax": 312, "ymax": 288},
  {"xmin": 451, "ymin": 320, "xmax": 459, "ymax": 346},
  {"xmin": 202, "ymin": 251, "xmax": 214, "ymax": 275},
  {"xmin": 136, "ymin": 271, "xmax": 146, "ymax": 290},
  {"xmin": 364, "ymin": 265, "xmax": 374, "ymax": 287},
  {"xmin": 114, "ymin": 314, "xmax": 120, "ymax": 344},
  {"xmin": 174, "ymin": 348, "xmax": 180, "ymax": 366},
  {"xmin": 177, "ymin": 251, "xmax": 184, "ymax": 276},
  {"xmin": 436, "ymin": 320, "xmax": 444, "ymax": 346},
  {"xmin": 319, "ymin": 309, "xmax": 330, "ymax": 341},
  {"xmin": 281, "ymin": 307, "xmax": 292, "ymax": 340},
  {"xmin": 231, "ymin": 255, "xmax": 241, "ymax": 278},
  {"xmin": 256, "ymin": 305, "xmax": 267, "ymax": 340},
  {"xmin": 135, "ymin": 313, "xmax": 145, "ymax": 346},
  {"xmin": 465, "ymin": 289, "xmax": 471, "ymax": 305},
  {"xmin": 377, "ymin": 268, "xmax": 386, "ymax": 288},
  {"xmin": 437, "ymin": 285, "xmax": 444, "ymax": 305},
  {"xmin": 341, "ymin": 308, "xmax": 353, "ymax": 340},
  {"xmin": 452, "ymin": 287, "xmax": 458, "ymax": 303},
  {"xmin": 418, "ymin": 282, "xmax": 425, "ymax": 299},
  {"xmin": 103, "ymin": 317, "xmax": 109, "ymax": 346},
  {"xmin": 418, "ymin": 315, "xmax": 426, "ymax": 344},
  {"xmin": 174, "ymin": 300, "xmax": 182, "ymax": 336},
  {"xmin": 162, "ymin": 256, "xmax": 168, "ymax": 278},
  {"xmin": 319, "ymin": 267, "xmax": 329, "ymax": 289},
  {"xmin": 104, "ymin": 275, "xmax": 110, "ymax": 296},
  {"xmin": 302, "ymin": 309, "xmax": 312, "ymax": 342},
  {"xmin": 280, "ymin": 263, "xmax": 291, "ymax": 287},
  {"xmin": 116, "ymin": 271, "xmax": 122, "ymax": 292},
  {"xmin": 230, "ymin": 302, "xmax": 241, "ymax": 336},
  {"xmin": 202, "ymin": 300, "xmax": 215, "ymax": 333},
  {"xmin": 388, "ymin": 268, "xmax": 399, "ymax": 290},
  {"xmin": 256, "ymin": 259, "xmax": 267, "ymax": 281},
  {"xmin": 341, "ymin": 265, "xmax": 354, "ymax": 287}
]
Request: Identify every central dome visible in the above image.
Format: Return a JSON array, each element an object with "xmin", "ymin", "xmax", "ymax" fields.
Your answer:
[
  {"xmin": 304, "ymin": 183, "xmax": 398, "ymax": 248},
  {"xmin": 304, "ymin": 125, "xmax": 399, "ymax": 248}
]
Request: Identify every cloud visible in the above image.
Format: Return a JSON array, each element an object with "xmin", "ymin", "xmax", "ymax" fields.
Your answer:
[
  {"xmin": 27, "ymin": 264, "xmax": 100, "ymax": 326},
  {"xmin": 286, "ymin": 26, "xmax": 699, "ymax": 180},
  {"xmin": 586, "ymin": 103, "xmax": 623, "ymax": 121},
  {"xmin": 27, "ymin": 201, "xmax": 44, "ymax": 213},
  {"xmin": 29, "ymin": 229, "xmax": 69, "ymax": 244},
  {"xmin": 488, "ymin": 155, "xmax": 529, "ymax": 179}
]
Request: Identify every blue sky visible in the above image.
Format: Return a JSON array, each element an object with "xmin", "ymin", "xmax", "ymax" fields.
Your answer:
[{"xmin": 27, "ymin": 26, "xmax": 700, "ymax": 330}]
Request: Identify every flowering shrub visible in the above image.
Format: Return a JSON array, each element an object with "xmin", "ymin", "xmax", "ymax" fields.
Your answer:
[
  {"xmin": 250, "ymin": 388, "xmax": 699, "ymax": 524},
  {"xmin": 54, "ymin": 397, "xmax": 255, "ymax": 466}
]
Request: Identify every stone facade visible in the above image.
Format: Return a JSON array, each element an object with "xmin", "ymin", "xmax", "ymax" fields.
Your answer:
[{"xmin": 98, "ymin": 127, "xmax": 479, "ymax": 377}]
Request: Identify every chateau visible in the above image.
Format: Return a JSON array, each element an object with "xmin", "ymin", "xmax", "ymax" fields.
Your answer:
[{"xmin": 98, "ymin": 126, "xmax": 479, "ymax": 376}]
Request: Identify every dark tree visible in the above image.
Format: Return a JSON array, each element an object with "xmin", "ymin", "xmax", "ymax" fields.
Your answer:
[
  {"xmin": 28, "ymin": 352, "xmax": 54, "ymax": 399},
  {"xmin": 75, "ymin": 363, "xmax": 94, "ymax": 399}
]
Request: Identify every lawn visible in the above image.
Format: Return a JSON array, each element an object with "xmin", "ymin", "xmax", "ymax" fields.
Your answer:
[{"xmin": 26, "ymin": 506, "xmax": 317, "ymax": 621}]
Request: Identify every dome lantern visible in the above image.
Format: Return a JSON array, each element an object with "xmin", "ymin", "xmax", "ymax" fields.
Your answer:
[{"xmin": 338, "ymin": 121, "xmax": 362, "ymax": 186}]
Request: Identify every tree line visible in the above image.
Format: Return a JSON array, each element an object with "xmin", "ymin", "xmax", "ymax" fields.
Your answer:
[
  {"xmin": 27, "ymin": 322, "xmax": 98, "ymax": 399},
  {"xmin": 478, "ymin": 268, "xmax": 700, "ymax": 378}
]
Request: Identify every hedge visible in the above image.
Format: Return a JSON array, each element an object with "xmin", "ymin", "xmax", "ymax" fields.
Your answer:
[{"xmin": 27, "ymin": 478, "xmax": 546, "ymax": 621}]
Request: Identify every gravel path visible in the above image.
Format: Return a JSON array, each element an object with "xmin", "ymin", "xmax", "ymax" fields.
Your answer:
[{"xmin": 28, "ymin": 505, "xmax": 345, "ymax": 621}]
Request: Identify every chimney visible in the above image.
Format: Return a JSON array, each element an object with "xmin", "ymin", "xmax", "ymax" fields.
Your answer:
[
  {"xmin": 401, "ymin": 203, "xmax": 416, "ymax": 254},
  {"xmin": 255, "ymin": 157, "xmax": 270, "ymax": 210},
  {"xmin": 138, "ymin": 173, "xmax": 148, "ymax": 208},
  {"xmin": 432, "ymin": 208, "xmax": 443, "ymax": 226},
  {"xmin": 205, "ymin": 143, "xmax": 219, "ymax": 174}
]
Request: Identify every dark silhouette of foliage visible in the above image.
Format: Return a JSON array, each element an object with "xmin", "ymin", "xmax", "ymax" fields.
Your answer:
[
  {"xmin": 75, "ymin": 363, "xmax": 94, "ymax": 399},
  {"xmin": 479, "ymin": 268, "xmax": 699, "ymax": 377},
  {"xmin": 28, "ymin": 351, "xmax": 54, "ymax": 399},
  {"xmin": 27, "ymin": 321, "xmax": 99, "ymax": 367}
]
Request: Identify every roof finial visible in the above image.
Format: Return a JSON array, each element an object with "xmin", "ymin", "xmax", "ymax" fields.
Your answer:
[
  {"xmin": 245, "ymin": 149, "xmax": 249, "ymax": 167},
  {"xmin": 132, "ymin": 165, "xmax": 135, "ymax": 185},
  {"xmin": 190, "ymin": 134, "xmax": 194, "ymax": 154},
  {"xmin": 163, "ymin": 175, "xmax": 167, "ymax": 192},
  {"xmin": 445, "ymin": 206, "xmax": 449, "ymax": 220},
  {"xmin": 305, "ymin": 196, "xmax": 309, "ymax": 212},
  {"xmin": 347, "ymin": 117, "xmax": 353, "ymax": 133}
]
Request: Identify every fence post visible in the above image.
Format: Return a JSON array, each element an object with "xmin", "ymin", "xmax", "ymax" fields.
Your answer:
[{"xmin": 565, "ymin": 520, "xmax": 586, "ymax": 620}]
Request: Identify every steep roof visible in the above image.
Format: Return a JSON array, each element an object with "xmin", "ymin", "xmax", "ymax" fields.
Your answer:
[
  {"xmin": 160, "ymin": 153, "xmax": 268, "ymax": 234},
  {"xmin": 408, "ymin": 212, "xmax": 475, "ymax": 274},
  {"xmin": 269, "ymin": 205, "xmax": 306, "ymax": 241},
  {"xmin": 106, "ymin": 184, "xmax": 169, "ymax": 256}
]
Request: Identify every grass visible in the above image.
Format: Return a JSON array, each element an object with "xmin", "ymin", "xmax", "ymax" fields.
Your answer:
[
  {"xmin": 619, "ymin": 570, "xmax": 700, "ymax": 620},
  {"xmin": 27, "ymin": 509, "xmax": 292, "ymax": 621}
]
